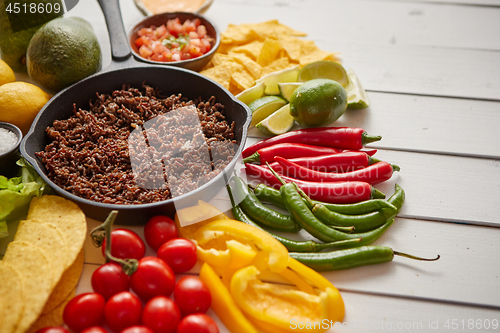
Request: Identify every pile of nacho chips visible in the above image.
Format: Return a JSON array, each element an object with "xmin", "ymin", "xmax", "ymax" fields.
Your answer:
[
  {"xmin": 200, "ymin": 20, "xmax": 339, "ymax": 95},
  {"xmin": 0, "ymin": 196, "xmax": 87, "ymax": 333}
]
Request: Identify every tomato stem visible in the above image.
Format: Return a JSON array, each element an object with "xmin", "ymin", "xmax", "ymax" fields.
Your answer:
[{"xmin": 89, "ymin": 210, "xmax": 139, "ymax": 275}]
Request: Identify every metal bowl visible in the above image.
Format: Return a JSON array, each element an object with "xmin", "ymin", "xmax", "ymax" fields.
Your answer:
[
  {"xmin": 0, "ymin": 122, "xmax": 22, "ymax": 178},
  {"xmin": 129, "ymin": 11, "xmax": 220, "ymax": 72}
]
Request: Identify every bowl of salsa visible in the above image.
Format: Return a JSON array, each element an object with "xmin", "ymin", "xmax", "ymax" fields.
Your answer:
[{"xmin": 129, "ymin": 12, "xmax": 220, "ymax": 71}]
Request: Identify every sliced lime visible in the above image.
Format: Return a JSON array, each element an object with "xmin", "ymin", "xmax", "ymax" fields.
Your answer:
[
  {"xmin": 255, "ymin": 65, "xmax": 300, "ymax": 95},
  {"xmin": 256, "ymin": 104, "xmax": 294, "ymax": 135},
  {"xmin": 235, "ymin": 81, "xmax": 266, "ymax": 105},
  {"xmin": 248, "ymin": 95, "xmax": 287, "ymax": 127},
  {"xmin": 346, "ymin": 69, "xmax": 370, "ymax": 109},
  {"xmin": 278, "ymin": 82, "xmax": 303, "ymax": 102},
  {"xmin": 297, "ymin": 60, "xmax": 348, "ymax": 87}
]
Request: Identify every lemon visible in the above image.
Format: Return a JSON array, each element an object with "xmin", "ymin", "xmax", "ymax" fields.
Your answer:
[
  {"xmin": 346, "ymin": 69, "xmax": 370, "ymax": 109},
  {"xmin": 297, "ymin": 60, "xmax": 348, "ymax": 87},
  {"xmin": 290, "ymin": 78, "xmax": 347, "ymax": 127},
  {"xmin": 235, "ymin": 81, "xmax": 265, "ymax": 105},
  {"xmin": 256, "ymin": 104, "xmax": 294, "ymax": 136},
  {"xmin": 255, "ymin": 65, "xmax": 300, "ymax": 95},
  {"xmin": 278, "ymin": 82, "xmax": 302, "ymax": 102},
  {"xmin": 0, "ymin": 59, "xmax": 16, "ymax": 86},
  {"xmin": 248, "ymin": 96, "xmax": 287, "ymax": 127},
  {"xmin": 0, "ymin": 82, "xmax": 51, "ymax": 134}
]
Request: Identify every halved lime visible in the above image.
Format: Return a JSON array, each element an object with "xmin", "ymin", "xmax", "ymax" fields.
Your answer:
[
  {"xmin": 248, "ymin": 95, "xmax": 287, "ymax": 127},
  {"xmin": 278, "ymin": 82, "xmax": 303, "ymax": 102},
  {"xmin": 235, "ymin": 81, "xmax": 266, "ymax": 105},
  {"xmin": 256, "ymin": 104, "xmax": 294, "ymax": 135},
  {"xmin": 255, "ymin": 65, "xmax": 300, "ymax": 95},
  {"xmin": 346, "ymin": 69, "xmax": 370, "ymax": 109},
  {"xmin": 297, "ymin": 60, "xmax": 348, "ymax": 87}
]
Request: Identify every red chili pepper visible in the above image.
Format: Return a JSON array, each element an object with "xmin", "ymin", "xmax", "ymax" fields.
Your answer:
[
  {"xmin": 244, "ymin": 163, "xmax": 385, "ymax": 204},
  {"xmin": 274, "ymin": 156, "xmax": 398, "ymax": 185},
  {"xmin": 242, "ymin": 127, "xmax": 381, "ymax": 158},
  {"xmin": 267, "ymin": 151, "xmax": 374, "ymax": 174},
  {"xmin": 242, "ymin": 143, "xmax": 340, "ymax": 164}
]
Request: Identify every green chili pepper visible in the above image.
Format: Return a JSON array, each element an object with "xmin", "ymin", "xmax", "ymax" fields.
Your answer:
[
  {"xmin": 310, "ymin": 184, "xmax": 405, "ymax": 232},
  {"xmin": 230, "ymin": 176, "xmax": 301, "ymax": 233},
  {"xmin": 266, "ymin": 163, "xmax": 395, "ymax": 245},
  {"xmin": 290, "ymin": 245, "xmax": 440, "ymax": 271},
  {"xmin": 226, "ymin": 185, "xmax": 362, "ymax": 252},
  {"xmin": 251, "ymin": 183, "xmax": 397, "ymax": 215}
]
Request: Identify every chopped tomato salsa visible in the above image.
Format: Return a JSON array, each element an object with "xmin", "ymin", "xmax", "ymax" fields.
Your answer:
[{"xmin": 134, "ymin": 18, "xmax": 212, "ymax": 62}]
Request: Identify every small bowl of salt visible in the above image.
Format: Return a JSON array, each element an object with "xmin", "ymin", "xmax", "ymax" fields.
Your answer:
[{"xmin": 0, "ymin": 122, "xmax": 23, "ymax": 178}]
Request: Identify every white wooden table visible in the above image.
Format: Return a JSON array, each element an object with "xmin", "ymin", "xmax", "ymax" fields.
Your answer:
[{"xmin": 19, "ymin": 0, "xmax": 500, "ymax": 331}]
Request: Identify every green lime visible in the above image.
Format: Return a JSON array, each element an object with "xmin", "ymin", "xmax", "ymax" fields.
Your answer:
[
  {"xmin": 290, "ymin": 78, "xmax": 347, "ymax": 127},
  {"xmin": 27, "ymin": 17, "xmax": 102, "ymax": 92},
  {"xmin": 256, "ymin": 104, "xmax": 294, "ymax": 135},
  {"xmin": 346, "ymin": 69, "xmax": 370, "ymax": 109},
  {"xmin": 278, "ymin": 82, "xmax": 302, "ymax": 102},
  {"xmin": 255, "ymin": 65, "xmax": 300, "ymax": 95},
  {"xmin": 235, "ymin": 81, "xmax": 265, "ymax": 105},
  {"xmin": 248, "ymin": 95, "xmax": 287, "ymax": 127},
  {"xmin": 297, "ymin": 60, "xmax": 348, "ymax": 87}
]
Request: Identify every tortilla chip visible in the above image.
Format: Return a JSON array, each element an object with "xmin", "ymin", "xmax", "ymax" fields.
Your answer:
[
  {"xmin": 230, "ymin": 40, "xmax": 264, "ymax": 60},
  {"xmin": 14, "ymin": 220, "xmax": 68, "ymax": 286},
  {"xmin": 221, "ymin": 23, "xmax": 260, "ymax": 45},
  {"xmin": 3, "ymin": 241, "xmax": 52, "ymax": 333},
  {"xmin": 210, "ymin": 53, "xmax": 237, "ymax": 67},
  {"xmin": 0, "ymin": 262, "xmax": 24, "ymax": 333},
  {"xmin": 250, "ymin": 20, "xmax": 306, "ymax": 39},
  {"xmin": 41, "ymin": 249, "xmax": 84, "ymax": 315},
  {"xmin": 228, "ymin": 52, "xmax": 262, "ymax": 79},
  {"xmin": 277, "ymin": 35, "xmax": 303, "ymax": 62},
  {"xmin": 261, "ymin": 57, "xmax": 293, "ymax": 77},
  {"xmin": 28, "ymin": 288, "xmax": 76, "ymax": 333},
  {"xmin": 231, "ymin": 70, "xmax": 256, "ymax": 91},
  {"xmin": 257, "ymin": 38, "xmax": 284, "ymax": 67},
  {"xmin": 27, "ymin": 195, "xmax": 86, "ymax": 266},
  {"xmin": 200, "ymin": 65, "xmax": 231, "ymax": 90}
]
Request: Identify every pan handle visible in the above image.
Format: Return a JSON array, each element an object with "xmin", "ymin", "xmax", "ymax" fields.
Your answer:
[{"xmin": 97, "ymin": 0, "xmax": 132, "ymax": 61}]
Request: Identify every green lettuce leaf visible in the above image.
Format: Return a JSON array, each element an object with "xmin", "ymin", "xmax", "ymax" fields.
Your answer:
[{"xmin": 0, "ymin": 159, "xmax": 51, "ymax": 238}]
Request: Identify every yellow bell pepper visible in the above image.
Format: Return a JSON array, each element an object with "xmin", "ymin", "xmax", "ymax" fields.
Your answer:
[
  {"xmin": 175, "ymin": 200, "xmax": 230, "ymax": 239},
  {"xmin": 230, "ymin": 264, "xmax": 343, "ymax": 332},
  {"xmin": 199, "ymin": 262, "xmax": 260, "ymax": 333},
  {"xmin": 193, "ymin": 219, "xmax": 289, "ymax": 273}
]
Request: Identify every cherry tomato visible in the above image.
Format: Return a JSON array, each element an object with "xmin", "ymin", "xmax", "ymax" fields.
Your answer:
[
  {"xmin": 177, "ymin": 314, "xmax": 219, "ymax": 333},
  {"xmin": 141, "ymin": 296, "xmax": 181, "ymax": 333},
  {"xmin": 91, "ymin": 262, "xmax": 129, "ymax": 300},
  {"xmin": 101, "ymin": 229, "xmax": 145, "ymax": 260},
  {"xmin": 36, "ymin": 327, "xmax": 70, "ymax": 333},
  {"xmin": 130, "ymin": 257, "xmax": 176, "ymax": 301},
  {"xmin": 120, "ymin": 326, "xmax": 154, "ymax": 333},
  {"xmin": 63, "ymin": 293, "xmax": 105, "ymax": 332},
  {"xmin": 104, "ymin": 291, "xmax": 142, "ymax": 332},
  {"xmin": 157, "ymin": 238, "xmax": 197, "ymax": 273},
  {"xmin": 144, "ymin": 215, "xmax": 177, "ymax": 251},
  {"xmin": 174, "ymin": 276, "xmax": 211, "ymax": 315},
  {"xmin": 80, "ymin": 327, "xmax": 108, "ymax": 333}
]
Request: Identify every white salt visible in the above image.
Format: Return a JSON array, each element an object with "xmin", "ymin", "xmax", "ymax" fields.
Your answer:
[{"xmin": 0, "ymin": 127, "xmax": 19, "ymax": 154}]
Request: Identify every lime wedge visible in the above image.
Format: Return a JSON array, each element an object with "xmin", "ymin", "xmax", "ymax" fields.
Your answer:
[
  {"xmin": 256, "ymin": 104, "xmax": 294, "ymax": 135},
  {"xmin": 297, "ymin": 60, "xmax": 348, "ymax": 87},
  {"xmin": 278, "ymin": 82, "xmax": 302, "ymax": 102},
  {"xmin": 255, "ymin": 65, "xmax": 300, "ymax": 95},
  {"xmin": 235, "ymin": 81, "xmax": 266, "ymax": 105},
  {"xmin": 346, "ymin": 69, "xmax": 370, "ymax": 109},
  {"xmin": 248, "ymin": 96, "xmax": 287, "ymax": 127}
]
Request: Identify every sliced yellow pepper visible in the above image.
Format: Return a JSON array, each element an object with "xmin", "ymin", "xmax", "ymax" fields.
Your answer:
[
  {"xmin": 199, "ymin": 262, "xmax": 260, "ymax": 333},
  {"xmin": 193, "ymin": 219, "xmax": 289, "ymax": 273},
  {"xmin": 175, "ymin": 200, "xmax": 230, "ymax": 239},
  {"xmin": 230, "ymin": 264, "xmax": 344, "ymax": 332}
]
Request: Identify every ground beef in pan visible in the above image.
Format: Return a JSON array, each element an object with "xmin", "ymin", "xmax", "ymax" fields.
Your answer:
[{"xmin": 36, "ymin": 84, "xmax": 237, "ymax": 204}]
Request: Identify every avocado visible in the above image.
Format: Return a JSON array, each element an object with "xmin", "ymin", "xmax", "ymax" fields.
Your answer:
[
  {"xmin": 0, "ymin": 0, "xmax": 63, "ymax": 72},
  {"xmin": 26, "ymin": 17, "xmax": 102, "ymax": 92}
]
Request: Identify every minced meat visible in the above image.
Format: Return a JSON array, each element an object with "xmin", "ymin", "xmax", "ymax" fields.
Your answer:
[{"xmin": 36, "ymin": 84, "xmax": 237, "ymax": 204}]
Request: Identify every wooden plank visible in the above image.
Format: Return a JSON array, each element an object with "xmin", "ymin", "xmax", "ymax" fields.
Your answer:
[
  {"xmin": 207, "ymin": 0, "xmax": 500, "ymax": 51},
  {"xmin": 247, "ymin": 92, "xmax": 500, "ymax": 159},
  {"xmin": 84, "ymin": 215, "xmax": 500, "ymax": 308},
  {"xmin": 75, "ymin": 262, "xmax": 500, "ymax": 332}
]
